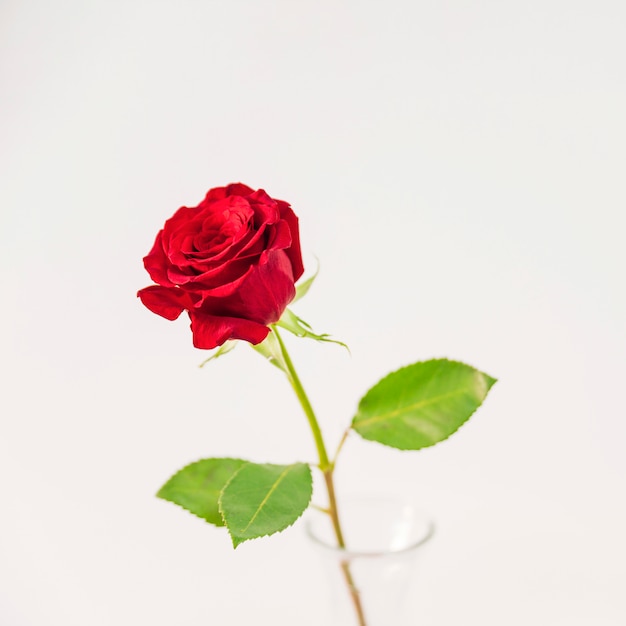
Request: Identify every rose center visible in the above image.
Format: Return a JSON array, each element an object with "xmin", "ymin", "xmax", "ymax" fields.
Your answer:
[{"xmin": 194, "ymin": 208, "xmax": 252, "ymax": 257}]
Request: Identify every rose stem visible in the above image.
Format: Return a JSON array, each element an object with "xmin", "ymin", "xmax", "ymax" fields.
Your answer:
[{"xmin": 272, "ymin": 327, "xmax": 368, "ymax": 626}]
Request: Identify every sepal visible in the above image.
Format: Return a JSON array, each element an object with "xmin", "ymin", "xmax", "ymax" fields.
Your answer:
[
  {"xmin": 251, "ymin": 331, "xmax": 288, "ymax": 372},
  {"xmin": 198, "ymin": 340, "xmax": 237, "ymax": 368},
  {"xmin": 292, "ymin": 261, "xmax": 319, "ymax": 304},
  {"xmin": 276, "ymin": 309, "xmax": 348, "ymax": 351}
]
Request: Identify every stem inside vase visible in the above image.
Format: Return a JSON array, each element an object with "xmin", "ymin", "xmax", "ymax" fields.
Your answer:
[
  {"xmin": 272, "ymin": 327, "xmax": 368, "ymax": 625},
  {"xmin": 305, "ymin": 496, "xmax": 435, "ymax": 626}
]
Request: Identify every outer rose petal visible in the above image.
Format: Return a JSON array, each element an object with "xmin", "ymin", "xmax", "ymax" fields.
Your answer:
[
  {"xmin": 225, "ymin": 250, "xmax": 296, "ymax": 324},
  {"xmin": 143, "ymin": 231, "xmax": 175, "ymax": 287},
  {"xmin": 186, "ymin": 248, "xmax": 296, "ymax": 305},
  {"xmin": 204, "ymin": 183, "xmax": 255, "ymax": 202},
  {"xmin": 137, "ymin": 285, "xmax": 196, "ymax": 320},
  {"xmin": 276, "ymin": 200, "xmax": 304, "ymax": 281},
  {"xmin": 189, "ymin": 312, "xmax": 270, "ymax": 349},
  {"xmin": 247, "ymin": 189, "xmax": 281, "ymax": 226},
  {"xmin": 266, "ymin": 218, "xmax": 293, "ymax": 252}
]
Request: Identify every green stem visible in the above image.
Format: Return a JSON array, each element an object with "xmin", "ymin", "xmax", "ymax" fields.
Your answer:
[
  {"xmin": 272, "ymin": 327, "xmax": 331, "ymax": 471},
  {"xmin": 271, "ymin": 326, "xmax": 367, "ymax": 626}
]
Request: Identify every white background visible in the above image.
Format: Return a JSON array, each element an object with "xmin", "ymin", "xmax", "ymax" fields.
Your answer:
[{"xmin": 1, "ymin": 1, "xmax": 625, "ymax": 624}]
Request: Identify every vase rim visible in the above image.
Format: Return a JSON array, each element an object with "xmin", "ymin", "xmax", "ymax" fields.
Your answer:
[{"xmin": 304, "ymin": 495, "xmax": 436, "ymax": 558}]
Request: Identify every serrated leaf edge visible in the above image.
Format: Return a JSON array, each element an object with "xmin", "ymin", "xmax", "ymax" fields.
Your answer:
[
  {"xmin": 351, "ymin": 358, "xmax": 497, "ymax": 451},
  {"xmin": 218, "ymin": 462, "xmax": 313, "ymax": 548},
  {"xmin": 353, "ymin": 399, "xmax": 481, "ymax": 451},
  {"xmin": 156, "ymin": 457, "xmax": 248, "ymax": 526}
]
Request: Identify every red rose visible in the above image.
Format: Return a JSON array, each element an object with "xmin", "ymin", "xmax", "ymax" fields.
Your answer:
[{"xmin": 138, "ymin": 183, "xmax": 304, "ymax": 349}]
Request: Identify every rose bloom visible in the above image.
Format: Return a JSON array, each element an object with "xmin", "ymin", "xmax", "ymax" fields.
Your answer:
[{"xmin": 138, "ymin": 183, "xmax": 304, "ymax": 349}]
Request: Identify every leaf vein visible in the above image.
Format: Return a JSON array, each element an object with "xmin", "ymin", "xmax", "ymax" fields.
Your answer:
[
  {"xmin": 356, "ymin": 387, "xmax": 471, "ymax": 427},
  {"xmin": 239, "ymin": 465, "xmax": 293, "ymax": 533}
]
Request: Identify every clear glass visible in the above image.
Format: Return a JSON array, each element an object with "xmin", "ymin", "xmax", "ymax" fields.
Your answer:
[{"xmin": 305, "ymin": 496, "xmax": 435, "ymax": 626}]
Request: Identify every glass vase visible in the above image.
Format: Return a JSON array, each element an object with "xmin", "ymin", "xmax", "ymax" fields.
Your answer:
[{"xmin": 305, "ymin": 496, "xmax": 435, "ymax": 626}]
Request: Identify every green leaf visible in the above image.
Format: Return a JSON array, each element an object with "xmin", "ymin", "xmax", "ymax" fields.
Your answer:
[
  {"xmin": 219, "ymin": 462, "xmax": 313, "ymax": 548},
  {"xmin": 157, "ymin": 458, "xmax": 248, "ymax": 526},
  {"xmin": 276, "ymin": 309, "xmax": 349, "ymax": 351},
  {"xmin": 352, "ymin": 359, "xmax": 496, "ymax": 450},
  {"xmin": 198, "ymin": 340, "xmax": 237, "ymax": 368},
  {"xmin": 292, "ymin": 262, "xmax": 319, "ymax": 303}
]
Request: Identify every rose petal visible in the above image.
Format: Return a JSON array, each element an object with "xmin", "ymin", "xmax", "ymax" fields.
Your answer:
[
  {"xmin": 187, "ymin": 250, "xmax": 295, "ymax": 323},
  {"xmin": 192, "ymin": 197, "xmax": 255, "ymax": 258},
  {"xmin": 204, "ymin": 183, "xmax": 254, "ymax": 202},
  {"xmin": 266, "ymin": 218, "xmax": 293, "ymax": 251},
  {"xmin": 189, "ymin": 312, "xmax": 270, "ymax": 348},
  {"xmin": 143, "ymin": 231, "xmax": 176, "ymax": 287},
  {"xmin": 185, "ymin": 263, "xmax": 253, "ymax": 300},
  {"xmin": 248, "ymin": 189, "xmax": 280, "ymax": 227},
  {"xmin": 137, "ymin": 285, "xmax": 196, "ymax": 320},
  {"xmin": 276, "ymin": 200, "xmax": 304, "ymax": 281},
  {"xmin": 226, "ymin": 249, "xmax": 295, "ymax": 324}
]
